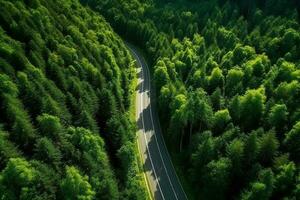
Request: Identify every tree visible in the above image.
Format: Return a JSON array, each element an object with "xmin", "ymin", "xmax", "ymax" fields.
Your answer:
[
  {"xmin": 244, "ymin": 131, "xmax": 259, "ymax": 166},
  {"xmin": 273, "ymin": 162, "xmax": 296, "ymax": 198},
  {"xmin": 225, "ymin": 68, "xmax": 244, "ymax": 97},
  {"xmin": 0, "ymin": 130, "xmax": 20, "ymax": 169},
  {"xmin": 29, "ymin": 160, "xmax": 60, "ymax": 199},
  {"xmin": 244, "ymin": 55, "xmax": 270, "ymax": 78},
  {"xmin": 185, "ymin": 89, "xmax": 214, "ymax": 144},
  {"xmin": 268, "ymin": 104, "xmax": 288, "ymax": 133},
  {"xmin": 217, "ymin": 27, "xmax": 238, "ymax": 49},
  {"xmin": 57, "ymin": 44, "xmax": 78, "ymax": 66},
  {"xmin": 201, "ymin": 157, "xmax": 232, "ymax": 200},
  {"xmin": 281, "ymin": 28, "xmax": 300, "ymax": 53},
  {"xmin": 242, "ymin": 182, "xmax": 269, "ymax": 200},
  {"xmin": 34, "ymin": 137, "xmax": 62, "ymax": 168},
  {"xmin": 170, "ymin": 99, "xmax": 188, "ymax": 152},
  {"xmin": 107, "ymin": 112, "xmax": 134, "ymax": 153},
  {"xmin": 37, "ymin": 114, "xmax": 63, "ymax": 141},
  {"xmin": 0, "ymin": 75, "xmax": 36, "ymax": 148},
  {"xmin": 154, "ymin": 59, "xmax": 170, "ymax": 90},
  {"xmin": 239, "ymin": 88, "xmax": 266, "ymax": 131},
  {"xmin": 0, "ymin": 74, "xmax": 18, "ymax": 97},
  {"xmin": 60, "ymin": 166, "xmax": 95, "ymax": 200},
  {"xmin": 190, "ymin": 131, "xmax": 216, "ymax": 183},
  {"xmin": 210, "ymin": 87, "xmax": 223, "ymax": 110},
  {"xmin": 213, "ymin": 109, "xmax": 231, "ymax": 135},
  {"xmin": 241, "ymin": 169, "xmax": 274, "ymax": 200},
  {"xmin": 159, "ymin": 83, "xmax": 175, "ymax": 121},
  {"xmin": 117, "ymin": 142, "xmax": 136, "ymax": 178},
  {"xmin": 75, "ymin": 109, "xmax": 99, "ymax": 134},
  {"xmin": 275, "ymin": 61, "xmax": 297, "ymax": 83},
  {"xmin": 232, "ymin": 45, "xmax": 255, "ymax": 65},
  {"xmin": 0, "ymin": 158, "xmax": 37, "ymax": 199},
  {"xmin": 208, "ymin": 67, "xmax": 224, "ymax": 93},
  {"xmin": 284, "ymin": 121, "xmax": 300, "ymax": 162},
  {"xmin": 229, "ymin": 95, "xmax": 241, "ymax": 124},
  {"xmin": 294, "ymin": 173, "xmax": 300, "ymax": 199},
  {"xmin": 66, "ymin": 127, "xmax": 119, "ymax": 199},
  {"xmin": 259, "ymin": 130, "xmax": 279, "ymax": 166},
  {"xmin": 97, "ymin": 88, "xmax": 117, "ymax": 125},
  {"xmin": 226, "ymin": 139, "xmax": 244, "ymax": 179}
]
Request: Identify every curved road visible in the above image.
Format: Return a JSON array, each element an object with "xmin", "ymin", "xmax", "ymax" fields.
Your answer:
[{"xmin": 126, "ymin": 43, "xmax": 188, "ymax": 200}]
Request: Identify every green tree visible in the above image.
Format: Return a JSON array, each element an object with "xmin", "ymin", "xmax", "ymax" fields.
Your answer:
[
  {"xmin": 244, "ymin": 131, "xmax": 259, "ymax": 166},
  {"xmin": 226, "ymin": 139, "xmax": 244, "ymax": 179},
  {"xmin": 185, "ymin": 89, "xmax": 214, "ymax": 140},
  {"xmin": 210, "ymin": 87, "xmax": 224, "ymax": 110},
  {"xmin": 241, "ymin": 169, "xmax": 274, "ymax": 200},
  {"xmin": 37, "ymin": 114, "xmax": 63, "ymax": 141},
  {"xmin": 273, "ymin": 162, "xmax": 296, "ymax": 198},
  {"xmin": 67, "ymin": 127, "xmax": 119, "ymax": 199},
  {"xmin": 190, "ymin": 131, "xmax": 216, "ymax": 182},
  {"xmin": 60, "ymin": 166, "xmax": 95, "ymax": 200},
  {"xmin": 268, "ymin": 104, "xmax": 288, "ymax": 133},
  {"xmin": 154, "ymin": 59, "xmax": 170, "ymax": 90},
  {"xmin": 213, "ymin": 109, "xmax": 231, "ymax": 135},
  {"xmin": 34, "ymin": 137, "xmax": 62, "ymax": 168},
  {"xmin": 281, "ymin": 28, "xmax": 300, "ymax": 53},
  {"xmin": 0, "ymin": 158, "xmax": 37, "ymax": 199},
  {"xmin": 208, "ymin": 67, "xmax": 224, "ymax": 93},
  {"xmin": 284, "ymin": 121, "xmax": 300, "ymax": 161},
  {"xmin": 0, "ymin": 130, "xmax": 20, "ymax": 168},
  {"xmin": 216, "ymin": 27, "xmax": 238, "ymax": 49},
  {"xmin": 201, "ymin": 157, "xmax": 232, "ymax": 200},
  {"xmin": 259, "ymin": 131, "xmax": 279, "ymax": 166},
  {"xmin": 232, "ymin": 45, "xmax": 255, "ymax": 65},
  {"xmin": 239, "ymin": 88, "xmax": 266, "ymax": 131},
  {"xmin": 225, "ymin": 68, "xmax": 244, "ymax": 97}
]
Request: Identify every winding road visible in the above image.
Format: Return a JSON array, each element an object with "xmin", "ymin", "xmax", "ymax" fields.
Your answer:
[{"xmin": 126, "ymin": 43, "xmax": 188, "ymax": 200}]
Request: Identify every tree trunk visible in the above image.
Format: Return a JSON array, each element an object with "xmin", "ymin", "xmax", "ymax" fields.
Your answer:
[
  {"xmin": 180, "ymin": 128, "xmax": 184, "ymax": 153},
  {"xmin": 189, "ymin": 122, "xmax": 193, "ymax": 146}
]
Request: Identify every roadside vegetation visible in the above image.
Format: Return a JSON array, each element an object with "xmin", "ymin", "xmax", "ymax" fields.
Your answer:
[{"xmin": 82, "ymin": 0, "xmax": 300, "ymax": 199}]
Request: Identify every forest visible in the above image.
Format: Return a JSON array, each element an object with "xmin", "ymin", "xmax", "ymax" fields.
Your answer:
[
  {"xmin": 0, "ymin": 0, "xmax": 147, "ymax": 199},
  {"xmin": 80, "ymin": 0, "xmax": 300, "ymax": 199},
  {"xmin": 2, "ymin": 0, "xmax": 300, "ymax": 199}
]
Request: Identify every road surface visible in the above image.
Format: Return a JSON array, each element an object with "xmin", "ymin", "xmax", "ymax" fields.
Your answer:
[{"xmin": 126, "ymin": 43, "xmax": 188, "ymax": 200}]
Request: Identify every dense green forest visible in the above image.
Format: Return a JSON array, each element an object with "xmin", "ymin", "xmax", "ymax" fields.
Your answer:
[
  {"xmin": 0, "ymin": 0, "xmax": 147, "ymax": 199},
  {"xmin": 81, "ymin": 0, "xmax": 300, "ymax": 199},
  {"xmin": 2, "ymin": 0, "xmax": 300, "ymax": 199}
]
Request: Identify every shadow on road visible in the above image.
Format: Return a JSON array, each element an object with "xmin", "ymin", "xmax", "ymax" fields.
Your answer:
[{"xmin": 137, "ymin": 104, "xmax": 166, "ymax": 200}]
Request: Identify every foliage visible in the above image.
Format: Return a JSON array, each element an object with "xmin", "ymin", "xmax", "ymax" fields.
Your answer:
[
  {"xmin": 2, "ymin": 0, "xmax": 300, "ymax": 199},
  {"xmin": 0, "ymin": 0, "xmax": 146, "ymax": 199}
]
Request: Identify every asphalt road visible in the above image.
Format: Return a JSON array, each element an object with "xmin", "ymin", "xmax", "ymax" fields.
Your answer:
[{"xmin": 126, "ymin": 43, "xmax": 188, "ymax": 200}]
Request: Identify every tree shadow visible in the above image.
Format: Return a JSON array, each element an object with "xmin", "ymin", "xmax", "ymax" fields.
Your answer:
[{"xmin": 136, "ymin": 67, "xmax": 149, "ymax": 96}]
